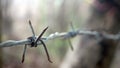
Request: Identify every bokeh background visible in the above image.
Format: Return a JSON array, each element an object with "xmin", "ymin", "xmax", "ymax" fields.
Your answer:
[{"xmin": 0, "ymin": 0, "xmax": 91, "ymax": 68}]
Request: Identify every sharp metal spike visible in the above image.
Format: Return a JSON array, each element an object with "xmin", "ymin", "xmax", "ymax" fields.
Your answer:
[
  {"xmin": 70, "ymin": 22, "xmax": 75, "ymax": 32},
  {"xmin": 29, "ymin": 20, "xmax": 35, "ymax": 38},
  {"xmin": 34, "ymin": 27, "xmax": 48, "ymax": 47},
  {"xmin": 22, "ymin": 45, "xmax": 27, "ymax": 63},
  {"xmin": 40, "ymin": 40, "xmax": 52, "ymax": 63},
  {"xmin": 68, "ymin": 39, "xmax": 74, "ymax": 51}
]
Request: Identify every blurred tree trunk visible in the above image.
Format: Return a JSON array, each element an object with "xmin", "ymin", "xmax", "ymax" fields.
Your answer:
[
  {"xmin": 0, "ymin": 0, "xmax": 3, "ymax": 67},
  {"xmin": 60, "ymin": 0, "xmax": 120, "ymax": 68},
  {"xmin": 2, "ymin": 0, "xmax": 13, "ymax": 39}
]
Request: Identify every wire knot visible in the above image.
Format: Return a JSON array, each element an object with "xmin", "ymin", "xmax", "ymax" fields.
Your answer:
[{"xmin": 27, "ymin": 36, "xmax": 36, "ymax": 47}]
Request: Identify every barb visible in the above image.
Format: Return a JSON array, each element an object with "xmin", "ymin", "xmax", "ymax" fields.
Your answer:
[
  {"xmin": 21, "ymin": 21, "xmax": 51, "ymax": 63},
  {"xmin": 40, "ymin": 39, "xmax": 52, "ymax": 63},
  {"xmin": 29, "ymin": 26, "xmax": 52, "ymax": 63},
  {"xmin": 68, "ymin": 39, "xmax": 74, "ymax": 51},
  {"xmin": 70, "ymin": 22, "xmax": 75, "ymax": 32},
  {"xmin": 29, "ymin": 20, "xmax": 35, "ymax": 37},
  {"xmin": 22, "ymin": 44, "xmax": 27, "ymax": 63},
  {"xmin": 34, "ymin": 27, "xmax": 48, "ymax": 47},
  {"xmin": 67, "ymin": 22, "xmax": 75, "ymax": 50}
]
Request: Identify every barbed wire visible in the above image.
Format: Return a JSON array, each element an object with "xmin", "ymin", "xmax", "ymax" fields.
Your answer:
[
  {"xmin": 1, "ymin": 20, "xmax": 120, "ymax": 63},
  {"xmin": 0, "ymin": 29, "xmax": 120, "ymax": 47}
]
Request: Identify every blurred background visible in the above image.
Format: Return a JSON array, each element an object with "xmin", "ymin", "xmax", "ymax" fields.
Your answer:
[{"xmin": 0, "ymin": 0, "xmax": 91, "ymax": 68}]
